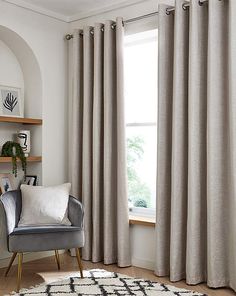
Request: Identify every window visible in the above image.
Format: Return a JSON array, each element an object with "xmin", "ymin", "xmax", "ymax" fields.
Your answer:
[{"xmin": 124, "ymin": 29, "xmax": 158, "ymax": 217}]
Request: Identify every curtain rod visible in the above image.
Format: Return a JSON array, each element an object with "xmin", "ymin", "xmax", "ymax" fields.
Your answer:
[{"xmin": 65, "ymin": 0, "xmax": 208, "ymax": 40}]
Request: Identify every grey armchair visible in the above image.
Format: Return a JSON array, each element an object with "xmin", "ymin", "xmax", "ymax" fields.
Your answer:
[{"xmin": 0, "ymin": 190, "xmax": 85, "ymax": 292}]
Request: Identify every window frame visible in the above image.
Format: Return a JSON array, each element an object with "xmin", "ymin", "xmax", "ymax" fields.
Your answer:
[
  {"xmin": 129, "ymin": 206, "xmax": 156, "ymax": 218},
  {"xmin": 125, "ymin": 29, "xmax": 158, "ymax": 219}
]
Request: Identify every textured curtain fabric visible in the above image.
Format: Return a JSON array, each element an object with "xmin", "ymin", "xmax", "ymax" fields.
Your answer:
[
  {"xmin": 69, "ymin": 17, "xmax": 131, "ymax": 267},
  {"xmin": 156, "ymin": 0, "xmax": 236, "ymax": 291}
]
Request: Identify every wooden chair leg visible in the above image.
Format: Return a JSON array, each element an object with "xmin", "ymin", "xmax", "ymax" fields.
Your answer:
[
  {"xmin": 17, "ymin": 253, "xmax": 23, "ymax": 293},
  {"xmin": 75, "ymin": 248, "xmax": 84, "ymax": 278},
  {"xmin": 55, "ymin": 250, "xmax": 61, "ymax": 270},
  {"xmin": 5, "ymin": 252, "xmax": 17, "ymax": 277}
]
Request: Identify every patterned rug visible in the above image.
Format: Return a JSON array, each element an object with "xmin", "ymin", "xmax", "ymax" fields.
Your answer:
[{"xmin": 10, "ymin": 269, "xmax": 207, "ymax": 296}]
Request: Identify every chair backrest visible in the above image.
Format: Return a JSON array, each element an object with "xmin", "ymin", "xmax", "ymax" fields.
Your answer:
[{"xmin": 0, "ymin": 190, "xmax": 22, "ymax": 234}]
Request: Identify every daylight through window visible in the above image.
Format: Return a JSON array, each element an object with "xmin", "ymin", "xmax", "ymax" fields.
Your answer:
[{"xmin": 124, "ymin": 29, "xmax": 158, "ymax": 217}]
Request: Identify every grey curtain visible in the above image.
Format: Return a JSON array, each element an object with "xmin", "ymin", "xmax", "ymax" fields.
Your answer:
[
  {"xmin": 156, "ymin": 0, "xmax": 236, "ymax": 291},
  {"xmin": 69, "ymin": 17, "xmax": 131, "ymax": 267}
]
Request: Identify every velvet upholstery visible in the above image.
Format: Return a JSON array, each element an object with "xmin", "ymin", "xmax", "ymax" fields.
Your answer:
[
  {"xmin": 0, "ymin": 190, "xmax": 84, "ymax": 253},
  {"xmin": 9, "ymin": 229, "xmax": 85, "ymax": 252},
  {"xmin": 0, "ymin": 190, "xmax": 22, "ymax": 235},
  {"xmin": 68, "ymin": 196, "xmax": 84, "ymax": 228},
  {"xmin": 11, "ymin": 225, "xmax": 82, "ymax": 235}
]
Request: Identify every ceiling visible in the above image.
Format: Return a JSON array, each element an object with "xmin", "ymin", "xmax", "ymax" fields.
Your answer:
[{"xmin": 3, "ymin": 0, "xmax": 149, "ymax": 22}]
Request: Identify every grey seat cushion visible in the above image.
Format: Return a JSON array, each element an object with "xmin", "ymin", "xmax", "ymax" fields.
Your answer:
[
  {"xmin": 12, "ymin": 225, "xmax": 82, "ymax": 235},
  {"xmin": 9, "ymin": 228, "xmax": 85, "ymax": 252}
]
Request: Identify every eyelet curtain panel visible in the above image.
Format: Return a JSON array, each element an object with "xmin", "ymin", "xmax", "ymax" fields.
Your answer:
[
  {"xmin": 70, "ymin": 17, "xmax": 130, "ymax": 267},
  {"xmin": 156, "ymin": 0, "xmax": 236, "ymax": 291}
]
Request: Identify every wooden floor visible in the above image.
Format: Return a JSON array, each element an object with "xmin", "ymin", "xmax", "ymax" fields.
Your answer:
[{"xmin": 0, "ymin": 252, "xmax": 235, "ymax": 296}]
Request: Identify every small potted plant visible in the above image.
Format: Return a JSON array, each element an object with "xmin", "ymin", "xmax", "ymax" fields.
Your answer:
[{"xmin": 1, "ymin": 141, "xmax": 27, "ymax": 178}]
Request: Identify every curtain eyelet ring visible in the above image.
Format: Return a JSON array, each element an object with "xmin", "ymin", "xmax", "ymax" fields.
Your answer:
[
  {"xmin": 182, "ymin": 3, "xmax": 188, "ymax": 10},
  {"xmin": 166, "ymin": 8, "xmax": 171, "ymax": 15}
]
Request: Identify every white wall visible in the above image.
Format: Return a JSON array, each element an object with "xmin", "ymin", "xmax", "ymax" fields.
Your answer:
[
  {"xmin": 0, "ymin": 1, "xmax": 68, "ymax": 186},
  {"xmin": 0, "ymin": 39, "xmax": 28, "ymax": 190},
  {"xmin": 130, "ymin": 225, "xmax": 156, "ymax": 270},
  {"xmin": 69, "ymin": 0, "xmax": 174, "ymax": 32},
  {"xmin": 0, "ymin": 0, "xmax": 69, "ymax": 183},
  {"xmin": 0, "ymin": 40, "xmax": 24, "ymax": 90},
  {"xmin": 68, "ymin": 0, "xmax": 174, "ymax": 271},
  {"xmin": 0, "ymin": 0, "xmax": 68, "ymax": 262}
]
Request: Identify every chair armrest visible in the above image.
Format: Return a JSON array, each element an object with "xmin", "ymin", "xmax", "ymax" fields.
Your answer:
[
  {"xmin": 0, "ymin": 190, "xmax": 22, "ymax": 235},
  {"xmin": 0, "ymin": 202, "xmax": 8, "ymax": 251},
  {"xmin": 68, "ymin": 195, "xmax": 84, "ymax": 228}
]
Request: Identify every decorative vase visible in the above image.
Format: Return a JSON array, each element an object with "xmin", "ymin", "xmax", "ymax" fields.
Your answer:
[{"xmin": 16, "ymin": 130, "xmax": 31, "ymax": 157}]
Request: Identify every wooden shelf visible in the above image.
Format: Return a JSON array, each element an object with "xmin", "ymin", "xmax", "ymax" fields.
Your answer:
[
  {"xmin": 0, "ymin": 156, "xmax": 42, "ymax": 163},
  {"xmin": 129, "ymin": 215, "xmax": 155, "ymax": 227},
  {"xmin": 0, "ymin": 116, "xmax": 42, "ymax": 125}
]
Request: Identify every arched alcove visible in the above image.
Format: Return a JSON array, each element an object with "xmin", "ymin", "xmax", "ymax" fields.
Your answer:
[
  {"xmin": 0, "ymin": 26, "xmax": 43, "ymax": 258},
  {"xmin": 0, "ymin": 25, "xmax": 43, "ymax": 178},
  {"xmin": 0, "ymin": 40, "xmax": 24, "ymax": 91},
  {"xmin": 0, "ymin": 25, "xmax": 42, "ymax": 118},
  {"xmin": 0, "ymin": 26, "xmax": 42, "ymax": 259}
]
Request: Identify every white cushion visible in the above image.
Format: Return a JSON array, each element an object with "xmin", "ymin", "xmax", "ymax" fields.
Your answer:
[{"xmin": 18, "ymin": 183, "xmax": 71, "ymax": 226}]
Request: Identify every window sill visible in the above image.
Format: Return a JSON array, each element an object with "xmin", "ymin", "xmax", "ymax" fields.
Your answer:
[{"xmin": 129, "ymin": 215, "xmax": 155, "ymax": 227}]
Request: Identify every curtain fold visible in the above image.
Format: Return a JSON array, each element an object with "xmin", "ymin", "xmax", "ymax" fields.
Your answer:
[
  {"xmin": 156, "ymin": 3, "xmax": 174, "ymax": 277},
  {"xmin": 70, "ymin": 18, "xmax": 131, "ymax": 267},
  {"xmin": 92, "ymin": 22, "xmax": 104, "ymax": 263},
  {"xmin": 228, "ymin": 0, "xmax": 236, "ymax": 290},
  {"xmin": 187, "ymin": 0, "xmax": 208, "ymax": 284},
  {"xmin": 156, "ymin": 0, "xmax": 236, "ymax": 291},
  {"xmin": 207, "ymin": 0, "xmax": 230, "ymax": 287},
  {"xmin": 170, "ymin": 0, "xmax": 189, "ymax": 282},
  {"xmin": 71, "ymin": 29, "xmax": 83, "ymax": 198}
]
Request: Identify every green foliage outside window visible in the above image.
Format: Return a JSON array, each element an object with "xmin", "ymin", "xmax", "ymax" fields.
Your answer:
[{"xmin": 127, "ymin": 136, "xmax": 151, "ymax": 208}]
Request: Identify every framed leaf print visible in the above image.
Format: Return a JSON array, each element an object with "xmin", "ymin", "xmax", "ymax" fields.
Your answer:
[{"xmin": 0, "ymin": 85, "xmax": 23, "ymax": 117}]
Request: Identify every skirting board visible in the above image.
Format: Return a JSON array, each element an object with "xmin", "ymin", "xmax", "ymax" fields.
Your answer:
[
  {"xmin": 0, "ymin": 250, "xmax": 65, "ymax": 269},
  {"xmin": 131, "ymin": 257, "xmax": 155, "ymax": 271},
  {"xmin": 69, "ymin": 250, "xmax": 154, "ymax": 271}
]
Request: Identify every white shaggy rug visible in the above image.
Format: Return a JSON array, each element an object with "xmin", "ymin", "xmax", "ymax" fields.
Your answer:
[{"xmin": 9, "ymin": 269, "xmax": 207, "ymax": 296}]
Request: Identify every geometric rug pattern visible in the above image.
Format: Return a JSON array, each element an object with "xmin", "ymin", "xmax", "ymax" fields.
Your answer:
[{"xmin": 9, "ymin": 269, "xmax": 207, "ymax": 296}]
